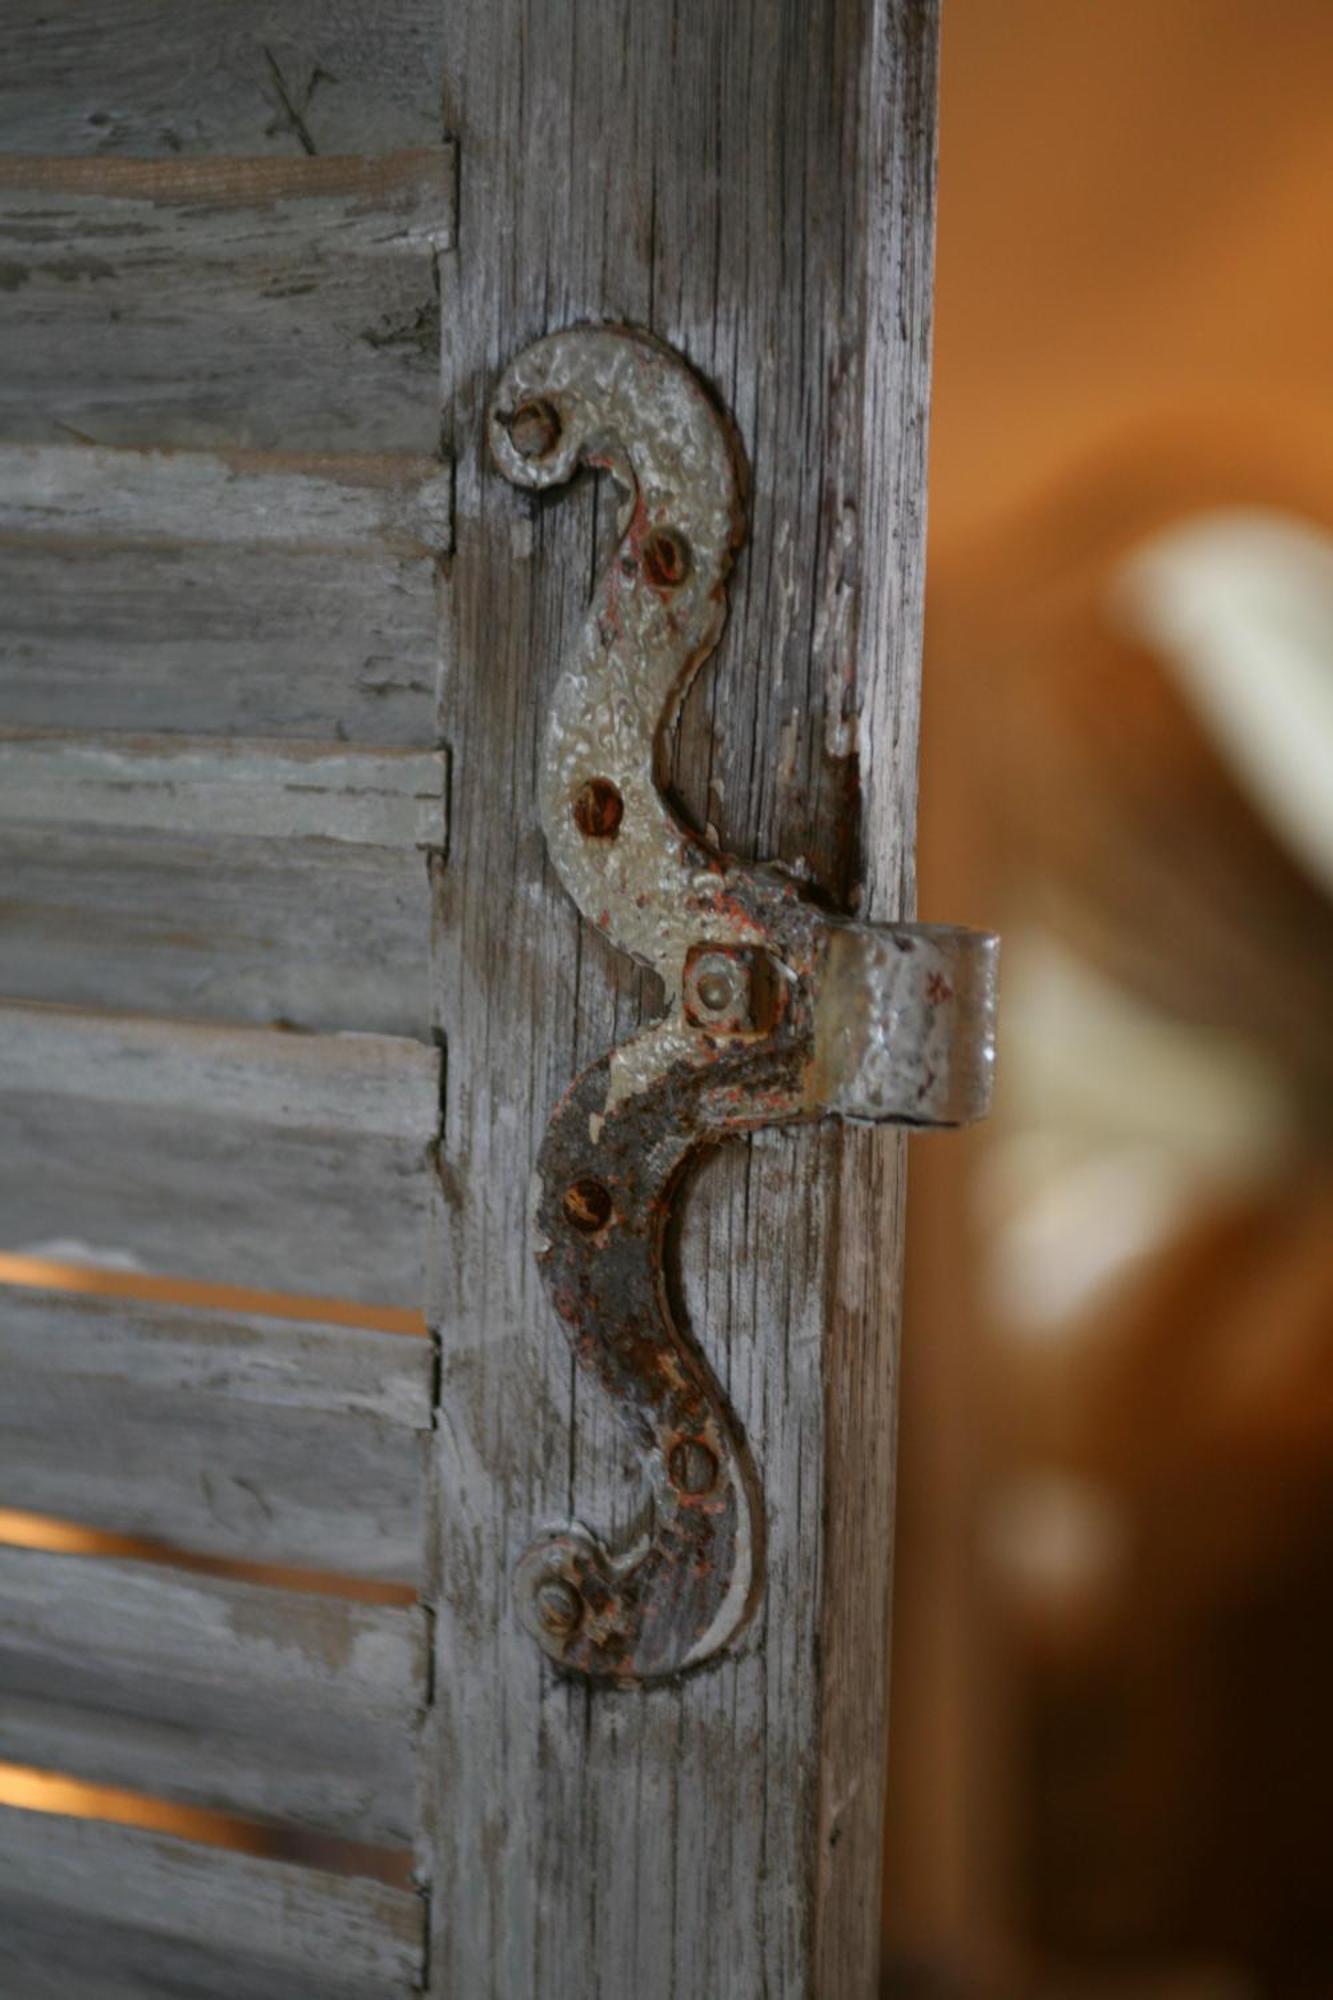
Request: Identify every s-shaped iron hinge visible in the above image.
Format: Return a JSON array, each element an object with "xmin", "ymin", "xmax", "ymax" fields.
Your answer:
[{"xmin": 488, "ymin": 324, "xmax": 998, "ymax": 1686}]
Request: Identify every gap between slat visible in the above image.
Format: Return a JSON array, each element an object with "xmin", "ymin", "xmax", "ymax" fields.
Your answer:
[
  {"xmin": 0, "ymin": 1765, "xmax": 414, "ymax": 1890},
  {"xmin": 0, "ymin": 1256, "xmax": 427, "ymax": 1334},
  {"xmin": 0, "ymin": 1512, "xmax": 418, "ymax": 1608},
  {"xmin": 0, "ymin": 148, "xmax": 454, "ymax": 227}
]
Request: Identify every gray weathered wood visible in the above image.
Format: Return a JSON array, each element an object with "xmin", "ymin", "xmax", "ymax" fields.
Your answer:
[
  {"xmin": 0, "ymin": 9, "xmax": 445, "ymax": 1991},
  {"xmin": 0, "ymin": 0, "xmax": 443, "ymax": 161},
  {"xmin": 0, "ymin": 733, "xmax": 446, "ymax": 846},
  {"xmin": 428, "ymin": 3, "xmax": 936, "ymax": 1996},
  {"xmin": 0, "ymin": 536, "xmax": 440, "ymax": 744},
  {"xmin": 0, "ymin": 1001, "xmax": 438, "ymax": 1129},
  {"xmin": 0, "ymin": 823, "xmax": 435, "ymax": 1034},
  {"xmin": 0, "ymin": 1807, "xmax": 425, "ymax": 2000},
  {"xmin": 0, "ymin": 151, "xmax": 452, "ymax": 452},
  {"xmin": 0, "ymin": 145, "xmax": 453, "ymax": 219},
  {"xmin": 0, "ymin": 1548, "xmax": 427, "ymax": 1841},
  {"xmin": 0, "ymin": 1288, "xmax": 431, "ymax": 1576},
  {"xmin": 0, "ymin": 440, "xmax": 447, "ymax": 755},
  {"xmin": 0, "ymin": 1004, "xmax": 440, "ymax": 1303},
  {"xmin": 0, "ymin": 442, "xmax": 446, "ymax": 1028},
  {"xmin": 0, "ymin": 439, "xmax": 452, "ymax": 555}
]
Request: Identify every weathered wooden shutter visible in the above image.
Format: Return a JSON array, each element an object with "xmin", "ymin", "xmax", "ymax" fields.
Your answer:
[
  {"xmin": 0, "ymin": 4, "xmax": 939, "ymax": 1995},
  {"xmin": 0, "ymin": 7, "xmax": 448, "ymax": 1992}
]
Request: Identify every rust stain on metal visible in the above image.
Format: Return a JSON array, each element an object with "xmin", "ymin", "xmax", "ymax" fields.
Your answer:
[{"xmin": 489, "ymin": 324, "xmax": 999, "ymax": 1686}]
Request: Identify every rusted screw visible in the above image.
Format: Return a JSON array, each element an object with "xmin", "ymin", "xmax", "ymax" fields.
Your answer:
[
  {"xmin": 572, "ymin": 776, "xmax": 624, "ymax": 839},
  {"xmin": 683, "ymin": 945, "xmax": 768, "ymax": 1034},
  {"xmin": 564, "ymin": 1177, "xmax": 614, "ymax": 1235},
  {"xmin": 507, "ymin": 398, "xmax": 561, "ymax": 460},
  {"xmin": 534, "ymin": 1576, "xmax": 583, "ymax": 1639},
  {"xmin": 668, "ymin": 1438, "xmax": 718, "ymax": 1497},
  {"xmin": 642, "ymin": 528, "xmax": 691, "ymax": 591}
]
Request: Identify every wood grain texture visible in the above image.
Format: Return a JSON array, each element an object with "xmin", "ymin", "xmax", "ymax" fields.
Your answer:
[
  {"xmin": 0, "ymin": 150, "xmax": 452, "ymax": 452},
  {"xmin": 0, "ymin": 440, "xmax": 452, "ymax": 555},
  {"xmin": 0, "ymin": 0, "xmax": 443, "ymax": 161},
  {"xmin": 0, "ymin": 440, "xmax": 446, "ymax": 1028},
  {"xmin": 0, "ymin": 1548, "xmax": 427, "ymax": 1840},
  {"xmin": 427, "ymin": 4, "xmax": 936, "ymax": 1995},
  {"xmin": 0, "ymin": 1807, "xmax": 425, "ymax": 2000},
  {"xmin": 0, "ymin": 823, "xmax": 435, "ymax": 1035},
  {"xmin": 0, "ymin": 6, "xmax": 446, "ymax": 1984},
  {"xmin": 0, "ymin": 1288, "xmax": 430, "ymax": 1576},
  {"xmin": 0, "ymin": 536, "xmax": 440, "ymax": 743},
  {"xmin": 0, "ymin": 1005, "xmax": 441, "ymax": 1303},
  {"xmin": 0, "ymin": 732, "xmax": 446, "ymax": 846},
  {"xmin": 0, "ymin": 731, "xmax": 445, "ymax": 849}
]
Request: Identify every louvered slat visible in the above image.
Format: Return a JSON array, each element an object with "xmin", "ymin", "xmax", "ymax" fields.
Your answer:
[
  {"xmin": 0, "ymin": 441, "xmax": 448, "ymax": 1031},
  {"xmin": 0, "ymin": 150, "xmax": 453, "ymax": 452},
  {"xmin": 0, "ymin": 1004, "xmax": 441, "ymax": 1304},
  {"xmin": 0, "ymin": 11, "xmax": 449, "ymax": 1985},
  {"xmin": 0, "ymin": 824, "xmax": 435, "ymax": 1035},
  {"xmin": 0, "ymin": 439, "xmax": 452, "ymax": 553},
  {"xmin": 0, "ymin": 1807, "xmax": 425, "ymax": 1999},
  {"xmin": 0, "ymin": 0, "xmax": 443, "ymax": 161},
  {"xmin": 0, "ymin": 734, "xmax": 446, "ymax": 846},
  {"xmin": 0, "ymin": 1549, "xmax": 426, "ymax": 1842},
  {"xmin": 0, "ymin": 1288, "xmax": 431, "ymax": 1577}
]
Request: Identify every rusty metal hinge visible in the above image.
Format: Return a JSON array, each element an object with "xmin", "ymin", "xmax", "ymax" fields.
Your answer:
[{"xmin": 488, "ymin": 324, "xmax": 998, "ymax": 1686}]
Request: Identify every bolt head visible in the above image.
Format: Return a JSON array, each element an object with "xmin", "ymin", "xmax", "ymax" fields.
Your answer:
[
  {"xmin": 534, "ymin": 1576, "xmax": 583, "ymax": 1638},
  {"xmin": 507, "ymin": 398, "xmax": 561, "ymax": 460},
  {"xmin": 683, "ymin": 945, "xmax": 781, "ymax": 1036},
  {"xmin": 694, "ymin": 968, "xmax": 735, "ymax": 1013}
]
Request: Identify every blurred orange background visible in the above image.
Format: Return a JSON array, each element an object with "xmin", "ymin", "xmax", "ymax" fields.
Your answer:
[{"xmin": 885, "ymin": 5, "xmax": 1333, "ymax": 1995}]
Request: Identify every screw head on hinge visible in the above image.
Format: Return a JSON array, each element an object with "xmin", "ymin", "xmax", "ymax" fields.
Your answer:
[
  {"xmin": 534, "ymin": 1576, "xmax": 583, "ymax": 1640},
  {"xmin": 683, "ymin": 944, "xmax": 782, "ymax": 1037},
  {"xmin": 507, "ymin": 398, "xmax": 562, "ymax": 460}
]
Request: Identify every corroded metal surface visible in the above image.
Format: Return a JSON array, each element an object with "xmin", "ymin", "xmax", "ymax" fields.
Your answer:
[{"xmin": 489, "ymin": 325, "xmax": 997, "ymax": 1685}]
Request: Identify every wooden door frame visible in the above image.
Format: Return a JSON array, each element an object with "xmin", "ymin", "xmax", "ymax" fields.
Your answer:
[{"xmin": 429, "ymin": 5, "xmax": 938, "ymax": 1992}]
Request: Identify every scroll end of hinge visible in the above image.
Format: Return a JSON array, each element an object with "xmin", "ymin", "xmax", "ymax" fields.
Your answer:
[
  {"xmin": 514, "ymin": 1528, "xmax": 612, "ymax": 1674},
  {"xmin": 514, "ymin": 1446, "xmax": 759, "ymax": 1686},
  {"xmin": 810, "ymin": 921, "xmax": 999, "ymax": 1128},
  {"xmin": 486, "ymin": 359, "xmax": 582, "ymax": 494}
]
